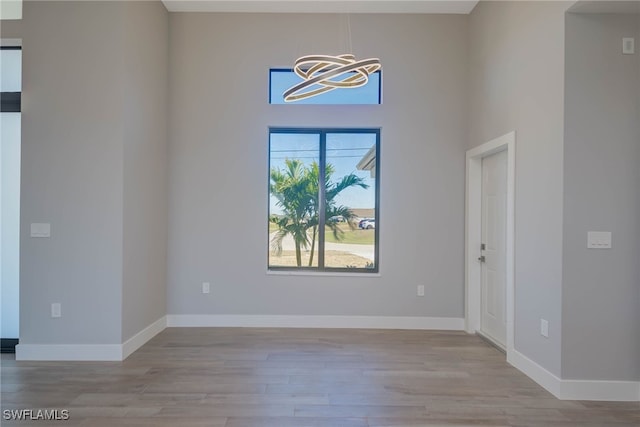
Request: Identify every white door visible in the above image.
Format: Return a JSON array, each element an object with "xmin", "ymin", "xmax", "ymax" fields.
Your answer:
[{"xmin": 480, "ymin": 149, "xmax": 507, "ymax": 348}]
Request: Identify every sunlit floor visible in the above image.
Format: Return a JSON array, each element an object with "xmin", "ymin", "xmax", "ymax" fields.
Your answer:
[{"xmin": 1, "ymin": 328, "xmax": 638, "ymax": 426}]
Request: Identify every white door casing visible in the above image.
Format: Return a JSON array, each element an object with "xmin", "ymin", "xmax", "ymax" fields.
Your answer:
[
  {"xmin": 465, "ymin": 131, "xmax": 515, "ymax": 356},
  {"xmin": 480, "ymin": 149, "xmax": 507, "ymax": 348}
]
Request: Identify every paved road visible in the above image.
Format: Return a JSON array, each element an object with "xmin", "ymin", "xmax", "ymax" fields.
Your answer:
[{"xmin": 269, "ymin": 232, "xmax": 374, "ymax": 261}]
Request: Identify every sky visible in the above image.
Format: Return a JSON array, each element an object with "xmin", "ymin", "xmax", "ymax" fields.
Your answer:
[
  {"xmin": 269, "ymin": 132, "xmax": 377, "ymax": 217},
  {"xmin": 269, "ymin": 69, "xmax": 381, "ymax": 105}
]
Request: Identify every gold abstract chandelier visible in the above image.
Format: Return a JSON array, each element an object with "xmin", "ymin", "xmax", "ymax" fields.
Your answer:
[{"xmin": 283, "ymin": 54, "xmax": 382, "ymax": 102}]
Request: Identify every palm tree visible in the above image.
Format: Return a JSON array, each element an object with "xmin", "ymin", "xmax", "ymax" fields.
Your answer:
[
  {"xmin": 270, "ymin": 159, "xmax": 368, "ymax": 267},
  {"xmin": 307, "ymin": 164, "xmax": 367, "ymax": 266},
  {"xmin": 270, "ymin": 159, "xmax": 316, "ymax": 267}
]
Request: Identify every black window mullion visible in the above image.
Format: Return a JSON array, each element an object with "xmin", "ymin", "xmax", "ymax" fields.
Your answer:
[
  {"xmin": 0, "ymin": 92, "xmax": 21, "ymax": 112},
  {"xmin": 318, "ymin": 131, "xmax": 327, "ymax": 269}
]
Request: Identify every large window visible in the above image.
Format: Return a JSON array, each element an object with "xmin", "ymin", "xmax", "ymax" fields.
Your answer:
[{"xmin": 268, "ymin": 129, "xmax": 379, "ymax": 272}]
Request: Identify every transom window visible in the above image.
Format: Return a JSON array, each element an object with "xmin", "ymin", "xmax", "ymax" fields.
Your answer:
[
  {"xmin": 269, "ymin": 69, "xmax": 382, "ymax": 105},
  {"xmin": 268, "ymin": 128, "xmax": 380, "ymax": 272}
]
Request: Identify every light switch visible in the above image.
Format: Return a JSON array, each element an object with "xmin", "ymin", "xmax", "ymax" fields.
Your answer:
[
  {"xmin": 540, "ymin": 319, "xmax": 549, "ymax": 338},
  {"xmin": 622, "ymin": 37, "xmax": 635, "ymax": 54},
  {"xmin": 51, "ymin": 303, "xmax": 61, "ymax": 318},
  {"xmin": 30, "ymin": 223, "xmax": 51, "ymax": 238},
  {"xmin": 587, "ymin": 231, "xmax": 611, "ymax": 249}
]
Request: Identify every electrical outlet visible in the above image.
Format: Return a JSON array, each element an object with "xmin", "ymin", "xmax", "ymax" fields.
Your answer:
[
  {"xmin": 51, "ymin": 303, "xmax": 61, "ymax": 318},
  {"xmin": 202, "ymin": 282, "xmax": 210, "ymax": 294},
  {"xmin": 417, "ymin": 285, "xmax": 425, "ymax": 297},
  {"xmin": 540, "ymin": 319, "xmax": 549, "ymax": 338}
]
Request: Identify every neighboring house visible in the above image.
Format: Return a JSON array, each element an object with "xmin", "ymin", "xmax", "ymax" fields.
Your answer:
[{"xmin": 356, "ymin": 145, "xmax": 376, "ymax": 178}]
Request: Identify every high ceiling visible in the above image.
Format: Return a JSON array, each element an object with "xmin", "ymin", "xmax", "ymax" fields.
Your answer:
[
  {"xmin": 569, "ymin": 0, "xmax": 640, "ymax": 14},
  {"xmin": 162, "ymin": 1, "xmax": 640, "ymax": 16},
  {"xmin": 162, "ymin": 0, "xmax": 480, "ymax": 14}
]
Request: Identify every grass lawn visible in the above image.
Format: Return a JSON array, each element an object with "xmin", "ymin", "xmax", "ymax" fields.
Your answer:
[
  {"xmin": 269, "ymin": 250, "xmax": 372, "ymax": 268},
  {"xmin": 324, "ymin": 224, "xmax": 375, "ymax": 245},
  {"xmin": 268, "ymin": 222, "xmax": 280, "ymax": 233},
  {"xmin": 268, "ymin": 222, "xmax": 374, "ymax": 245}
]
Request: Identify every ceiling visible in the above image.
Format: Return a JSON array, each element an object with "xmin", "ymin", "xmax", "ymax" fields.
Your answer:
[
  {"xmin": 568, "ymin": 1, "xmax": 640, "ymax": 14},
  {"xmin": 162, "ymin": 0, "xmax": 480, "ymax": 14}
]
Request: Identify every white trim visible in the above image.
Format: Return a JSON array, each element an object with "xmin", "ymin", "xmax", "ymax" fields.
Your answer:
[
  {"xmin": 16, "ymin": 316, "xmax": 167, "ymax": 361},
  {"xmin": 162, "ymin": 1, "xmax": 479, "ymax": 14},
  {"xmin": 507, "ymin": 349, "xmax": 561, "ymax": 397},
  {"xmin": 476, "ymin": 330, "xmax": 505, "ymax": 353},
  {"xmin": 122, "ymin": 316, "xmax": 167, "ymax": 359},
  {"xmin": 166, "ymin": 314, "xmax": 465, "ymax": 330},
  {"xmin": 0, "ymin": 39, "xmax": 22, "ymax": 47},
  {"xmin": 559, "ymin": 379, "xmax": 640, "ymax": 402},
  {"xmin": 267, "ymin": 270, "xmax": 381, "ymax": 278},
  {"xmin": 465, "ymin": 131, "xmax": 516, "ymax": 355},
  {"xmin": 509, "ymin": 349, "xmax": 640, "ymax": 402},
  {"xmin": 16, "ymin": 344, "xmax": 123, "ymax": 361},
  {"xmin": 0, "ymin": 0, "xmax": 22, "ymax": 20},
  {"xmin": 465, "ymin": 155, "xmax": 482, "ymax": 333}
]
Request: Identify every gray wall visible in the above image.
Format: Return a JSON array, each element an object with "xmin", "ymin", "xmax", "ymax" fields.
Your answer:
[
  {"xmin": 167, "ymin": 13, "xmax": 469, "ymax": 318},
  {"xmin": 10, "ymin": 1, "xmax": 168, "ymax": 346},
  {"xmin": 122, "ymin": 1, "xmax": 169, "ymax": 342},
  {"xmin": 18, "ymin": 1, "xmax": 125, "ymax": 344},
  {"xmin": 563, "ymin": 12, "xmax": 640, "ymax": 381},
  {"xmin": 0, "ymin": 17, "xmax": 21, "ymax": 38},
  {"xmin": 468, "ymin": 1, "xmax": 571, "ymax": 376}
]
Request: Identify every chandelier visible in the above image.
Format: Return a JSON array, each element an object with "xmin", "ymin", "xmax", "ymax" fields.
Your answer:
[{"xmin": 283, "ymin": 54, "xmax": 382, "ymax": 102}]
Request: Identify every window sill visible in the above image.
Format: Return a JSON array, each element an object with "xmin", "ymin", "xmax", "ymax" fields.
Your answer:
[{"xmin": 267, "ymin": 270, "xmax": 381, "ymax": 278}]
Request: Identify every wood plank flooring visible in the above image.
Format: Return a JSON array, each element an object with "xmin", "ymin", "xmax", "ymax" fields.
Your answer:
[{"xmin": 1, "ymin": 328, "xmax": 638, "ymax": 426}]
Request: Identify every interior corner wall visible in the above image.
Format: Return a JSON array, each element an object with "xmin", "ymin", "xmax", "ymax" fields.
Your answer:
[
  {"xmin": 167, "ymin": 13, "xmax": 469, "ymax": 319},
  {"xmin": 562, "ymin": 12, "xmax": 640, "ymax": 381},
  {"xmin": 18, "ymin": 1, "xmax": 125, "ymax": 345},
  {"xmin": 122, "ymin": 1, "xmax": 169, "ymax": 342},
  {"xmin": 468, "ymin": 1, "xmax": 572, "ymax": 376}
]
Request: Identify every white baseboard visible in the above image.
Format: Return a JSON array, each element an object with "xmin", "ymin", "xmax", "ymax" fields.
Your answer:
[
  {"xmin": 507, "ymin": 349, "xmax": 562, "ymax": 397},
  {"xmin": 558, "ymin": 378, "xmax": 640, "ymax": 402},
  {"xmin": 166, "ymin": 314, "xmax": 465, "ymax": 330},
  {"xmin": 16, "ymin": 316, "xmax": 167, "ymax": 362},
  {"xmin": 16, "ymin": 344, "xmax": 123, "ymax": 361},
  {"xmin": 122, "ymin": 316, "xmax": 167, "ymax": 359},
  {"xmin": 508, "ymin": 349, "xmax": 640, "ymax": 401}
]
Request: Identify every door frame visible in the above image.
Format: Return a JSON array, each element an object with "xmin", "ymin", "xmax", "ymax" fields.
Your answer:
[{"xmin": 465, "ymin": 131, "xmax": 515, "ymax": 354}]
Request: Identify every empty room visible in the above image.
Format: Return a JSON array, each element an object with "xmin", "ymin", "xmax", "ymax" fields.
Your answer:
[{"xmin": 1, "ymin": 0, "xmax": 639, "ymax": 426}]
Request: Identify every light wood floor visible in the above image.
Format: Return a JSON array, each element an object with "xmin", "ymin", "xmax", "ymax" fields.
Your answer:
[{"xmin": 1, "ymin": 328, "xmax": 638, "ymax": 426}]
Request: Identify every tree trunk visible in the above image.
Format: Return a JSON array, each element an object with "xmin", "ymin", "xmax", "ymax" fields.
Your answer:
[
  {"xmin": 308, "ymin": 225, "xmax": 317, "ymax": 267},
  {"xmin": 295, "ymin": 242, "xmax": 302, "ymax": 267}
]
